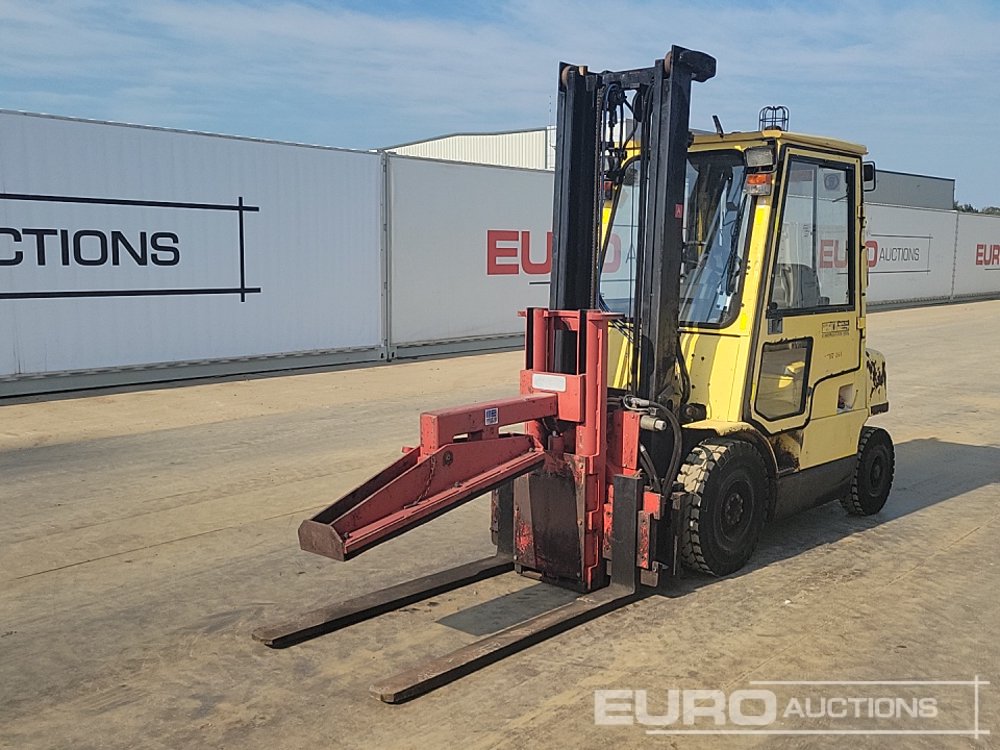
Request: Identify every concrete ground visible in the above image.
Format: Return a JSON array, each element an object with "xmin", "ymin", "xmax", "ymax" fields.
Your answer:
[{"xmin": 1, "ymin": 300, "xmax": 998, "ymax": 750}]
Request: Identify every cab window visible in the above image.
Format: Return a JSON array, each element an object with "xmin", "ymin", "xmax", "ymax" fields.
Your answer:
[{"xmin": 769, "ymin": 159, "xmax": 854, "ymax": 313}]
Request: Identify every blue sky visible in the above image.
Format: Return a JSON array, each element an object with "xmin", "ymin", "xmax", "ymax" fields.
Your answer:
[{"xmin": 1, "ymin": 0, "xmax": 998, "ymax": 206}]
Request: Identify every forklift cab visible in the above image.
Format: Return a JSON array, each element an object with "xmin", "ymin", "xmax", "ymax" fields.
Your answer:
[{"xmin": 603, "ymin": 130, "xmax": 890, "ymax": 518}]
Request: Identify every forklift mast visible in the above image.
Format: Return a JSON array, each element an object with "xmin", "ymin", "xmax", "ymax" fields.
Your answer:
[{"xmin": 550, "ymin": 49, "xmax": 716, "ymax": 409}]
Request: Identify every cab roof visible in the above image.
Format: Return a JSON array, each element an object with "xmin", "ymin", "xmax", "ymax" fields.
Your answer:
[{"xmin": 691, "ymin": 129, "xmax": 867, "ymax": 157}]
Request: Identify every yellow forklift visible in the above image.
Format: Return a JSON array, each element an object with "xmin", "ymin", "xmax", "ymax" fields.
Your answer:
[
  {"xmin": 256, "ymin": 47, "xmax": 894, "ymax": 702},
  {"xmin": 604, "ymin": 105, "xmax": 893, "ymax": 575}
]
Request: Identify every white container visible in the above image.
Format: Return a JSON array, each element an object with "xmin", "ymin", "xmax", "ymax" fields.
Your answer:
[
  {"xmin": 386, "ymin": 155, "xmax": 552, "ymax": 356},
  {"xmin": 953, "ymin": 212, "xmax": 1000, "ymax": 298},
  {"xmin": 864, "ymin": 204, "xmax": 959, "ymax": 304},
  {"xmin": 0, "ymin": 111, "xmax": 385, "ymax": 393}
]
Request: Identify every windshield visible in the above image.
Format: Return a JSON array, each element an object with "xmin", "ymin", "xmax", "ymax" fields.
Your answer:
[{"xmin": 597, "ymin": 150, "xmax": 751, "ymax": 326}]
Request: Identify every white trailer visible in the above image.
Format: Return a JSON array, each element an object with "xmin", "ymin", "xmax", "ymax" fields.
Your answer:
[{"xmin": 0, "ymin": 111, "xmax": 385, "ymax": 395}]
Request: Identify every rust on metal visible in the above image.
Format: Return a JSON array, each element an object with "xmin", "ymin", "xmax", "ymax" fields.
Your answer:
[{"xmin": 513, "ymin": 467, "xmax": 583, "ymax": 584}]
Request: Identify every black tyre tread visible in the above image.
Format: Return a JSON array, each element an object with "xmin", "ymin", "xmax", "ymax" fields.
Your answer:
[
  {"xmin": 678, "ymin": 438, "xmax": 766, "ymax": 576},
  {"xmin": 841, "ymin": 426, "xmax": 895, "ymax": 516}
]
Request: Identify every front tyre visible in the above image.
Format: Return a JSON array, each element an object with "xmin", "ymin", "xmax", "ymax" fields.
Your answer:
[
  {"xmin": 841, "ymin": 426, "xmax": 894, "ymax": 516},
  {"xmin": 679, "ymin": 438, "xmax": 769, "ymax": 576}
]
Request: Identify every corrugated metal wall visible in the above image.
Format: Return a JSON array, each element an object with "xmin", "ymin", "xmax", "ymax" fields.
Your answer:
[
  {"xmin": 867, "ymin": 170, "xmax": 955, "ymax": 210},
  {"xmin": 386, "ymin": 127, "xmax": 555, "ymax": 170}
]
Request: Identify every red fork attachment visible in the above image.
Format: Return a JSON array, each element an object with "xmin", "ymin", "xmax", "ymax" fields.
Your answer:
[
  {"xmin": 256, "ymin": 307, "xmax": 666, "ymax": 703},
  {"xmin": 296, "ymin": 308, "xmax": 619, "ymax": 571},
  {"xmin": 298, "ymin": 393, "xmax": 557, "ymax": 561}
]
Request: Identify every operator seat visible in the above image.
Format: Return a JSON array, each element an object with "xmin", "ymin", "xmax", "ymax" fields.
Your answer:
[{"xmin": 771, "ymin": 263, "xmax": 826, "ymax": 310}]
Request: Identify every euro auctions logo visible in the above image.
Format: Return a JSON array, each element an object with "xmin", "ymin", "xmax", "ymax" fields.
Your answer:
[
  {"xmin": 596, "ymin": 688, "xmax": 783, "ymax": 727},
  {"xmin": 486, "ymin": 229, "xmax": 623, "ymax": 276},
  {"xmin": 0, "ymin": 191, "xmax": 261, "ymax": 301},
  {"xmin": 975, "ymin": 242, "xmax": 1000, "ymax": 268},
  {"xmin": 595, "ymin": 678, "xmax": 990, "ymax": 738},
  {"xmin": 864, "ymin": 236, "xmax": 930, "ymax": 274}
]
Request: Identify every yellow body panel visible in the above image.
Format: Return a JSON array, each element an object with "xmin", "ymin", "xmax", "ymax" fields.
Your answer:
[{"xmin": 681, "ymin": 332, "xmax": 746, "ymax": 420}]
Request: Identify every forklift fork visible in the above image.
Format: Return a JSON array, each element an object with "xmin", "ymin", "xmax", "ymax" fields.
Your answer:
[
  {"xmin": 253, "ymin": 479, "xmax": 647, "ymax": 703},
  {"xmin": 251, "ymin": 556, "xmax": 514, "ymax": 650}
]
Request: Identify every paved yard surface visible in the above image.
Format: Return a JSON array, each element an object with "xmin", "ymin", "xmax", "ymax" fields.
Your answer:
[{"xmin": 1, "ymin": 300, "xmax": 998, "ymax": 749}]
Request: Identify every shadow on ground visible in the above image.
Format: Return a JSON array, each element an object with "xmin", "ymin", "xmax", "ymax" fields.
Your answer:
[{"xmin": 436, "ymin": 437, "xmax": 1000, "ymax": 634}]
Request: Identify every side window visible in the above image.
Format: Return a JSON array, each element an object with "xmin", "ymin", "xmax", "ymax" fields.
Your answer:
[
  {"xmin": 755, "ymin": 339, "xmax": 810, "ymax": 420},
  {"xmin": 770, "ymin": 159, "xmax": 853, "ymax": 313}
]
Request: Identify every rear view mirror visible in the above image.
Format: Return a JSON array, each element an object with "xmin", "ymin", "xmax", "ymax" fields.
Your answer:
[{"xmin": 863, "ymin": 162, "xmax": 877, "ymax": 192}]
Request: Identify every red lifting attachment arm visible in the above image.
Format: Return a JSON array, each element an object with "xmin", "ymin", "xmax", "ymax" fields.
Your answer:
[{"xmin": 298, "ymin": 393, "xmax": 557, "ymax": 561}]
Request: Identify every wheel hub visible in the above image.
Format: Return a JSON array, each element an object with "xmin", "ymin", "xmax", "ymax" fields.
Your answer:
[
  {"xmin": 868, "ymin": 451, "xmax": 887, "ymax": 493},
  {"xmin": 722, "ymin": 491, "xmax": 745, "ymax": 530}
]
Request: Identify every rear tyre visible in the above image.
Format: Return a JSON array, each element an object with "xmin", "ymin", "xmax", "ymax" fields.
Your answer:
[
  {"xmin": 841, "ymin": 426, "xmax": 894, "ymax": 516},
  {"xmin": 679, "ymin": 438, "xmax": 769, "ymax": 576}
]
